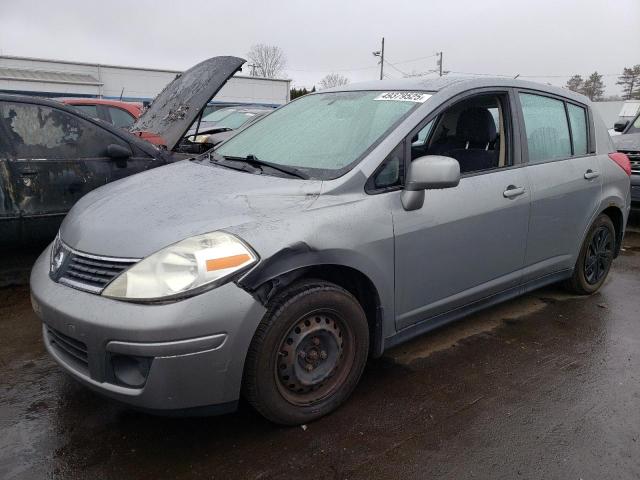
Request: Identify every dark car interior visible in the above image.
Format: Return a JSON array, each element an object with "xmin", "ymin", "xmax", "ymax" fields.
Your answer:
[
  {"xmin": 371, "ymin": 93, "xmax": 509, "ymax": 191},
  {"xmin": 412, "ymin": 94, "xmax": 507, "ymax": 174}
]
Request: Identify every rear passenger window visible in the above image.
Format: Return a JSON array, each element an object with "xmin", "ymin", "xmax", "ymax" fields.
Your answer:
[
  {"xmin": 567, "ymin": 104, "xmax": 588, "ymax": 155},
  {"xmin": 520, "ymin": 93, "xmax": 571, "ymax": 163}
]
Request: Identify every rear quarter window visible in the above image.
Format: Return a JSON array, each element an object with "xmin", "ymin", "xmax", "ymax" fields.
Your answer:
[{"xmin": 567, "ymin": 104, "xmax": 588, "ymax": 155}]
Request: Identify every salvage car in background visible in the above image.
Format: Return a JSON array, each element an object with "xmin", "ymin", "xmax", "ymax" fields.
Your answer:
[
  {"xmin": 31, "ymin": 77, "xmax": 630, "ymax": 425},
  {"xmin": 180, "ymin": 106, "xmax": 273, "ymax": 153},
  {"xmin": 59, "ymin": 98, "xmax": 143, "ymax": 128},
  {"xmin": 612, "ymin": 110, "xmax": 640, "ymax": 205},
  {"xmin": 0, "ymin": 56, "xmax": 245, "ymax": 247}
]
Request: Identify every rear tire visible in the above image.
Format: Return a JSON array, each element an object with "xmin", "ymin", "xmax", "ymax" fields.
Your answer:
[
  {"xmin": 242, "ymin": 280, "xmax": 369, "ymax": 425},
  {"xmin": 565, "ymin": 214, "xmax": 615, "ymax": 295}
]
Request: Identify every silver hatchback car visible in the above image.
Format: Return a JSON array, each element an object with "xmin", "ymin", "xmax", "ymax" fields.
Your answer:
[{"xmin": 31, "ymin": 71, "xmax": 632, "ymax": 425}]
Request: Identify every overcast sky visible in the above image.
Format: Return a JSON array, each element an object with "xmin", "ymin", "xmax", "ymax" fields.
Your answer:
[{"xmin": 1, "ymin": 0, "xmax": 638, "ymax": 95}]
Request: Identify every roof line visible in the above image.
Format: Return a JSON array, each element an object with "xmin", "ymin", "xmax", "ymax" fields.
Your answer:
[
  {"xmin": 0, "ymin": 75, "xmax": 103, "ymax": 86},
  {"xmin": 0, "ymin": 54, "xmax": 292, "ymax": 83}
]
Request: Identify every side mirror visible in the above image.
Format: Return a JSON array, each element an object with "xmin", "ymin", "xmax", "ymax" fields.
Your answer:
[
  {"xmin": 401, "ymin": 155, "xmax": 460, "ymax": 211},
  {"xmin": 107, "ymin": 143, "xmax": 132, "ymax": 160},
  {"xmin": 613, "ymin": 120, "xmax": 629, "ymax": 133}
]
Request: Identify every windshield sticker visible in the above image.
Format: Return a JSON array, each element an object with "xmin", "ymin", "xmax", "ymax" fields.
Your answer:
[{"xmin": 374, "ymin": 92, "xmax": 432, "ymax": 103}]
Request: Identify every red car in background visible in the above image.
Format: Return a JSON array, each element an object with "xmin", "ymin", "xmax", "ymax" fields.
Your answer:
[
  {"xmin": 58, "ymin": 98, "xmax": 170, "ymax": 146},
  {"xmin": 58, "ymin": 98, "xmax": 143, "ymax": 128}
]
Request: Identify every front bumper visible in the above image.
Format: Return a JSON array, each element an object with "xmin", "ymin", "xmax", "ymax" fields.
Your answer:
[{"xmin": 30, "ymin": 245, "xmax": 267, "ymax": 412}]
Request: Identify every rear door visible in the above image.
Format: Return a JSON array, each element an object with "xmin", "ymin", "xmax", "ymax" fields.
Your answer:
[{"xmin": 517, "ymin": 91, "xmax": 602, "ymax": 280}]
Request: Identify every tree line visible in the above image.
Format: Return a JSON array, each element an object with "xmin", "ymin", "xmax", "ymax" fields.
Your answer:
[{"xmin": 566, "ymin": 65, "xmax": 640, "ymax": 101}]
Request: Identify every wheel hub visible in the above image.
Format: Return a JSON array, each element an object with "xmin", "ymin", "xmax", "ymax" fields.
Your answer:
[
  {"xmin": 584, "ymin": 226, "xmax": 613, "ymax": 285},
  {"xmin": 277, "ymin": 313, "xmax": 344, "ymax": 396}
]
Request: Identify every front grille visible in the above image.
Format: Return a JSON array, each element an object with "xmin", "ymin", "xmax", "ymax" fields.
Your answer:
[
  {"xmin": 619, "ymin": 150, "xmax": 640, "ymax": 174},
  {"xmin": 46, "ymin": 326, "xmax": 89, "ymax": 372},
  {"xmin": 52, "ymin": 242, "xmax": 139, "ymax": 294}
]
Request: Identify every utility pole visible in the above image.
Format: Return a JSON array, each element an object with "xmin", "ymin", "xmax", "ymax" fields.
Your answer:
[
  {"xmin": 372, "ymin": 37, "xmax": 385, "ymax": 80},
  {"xmin": 247, "ymin": 63, "xmax": 257, "ymax": 76},
  {"xmin": 437, "ymin": 51, "xmax": 443, "ymax": 77}
]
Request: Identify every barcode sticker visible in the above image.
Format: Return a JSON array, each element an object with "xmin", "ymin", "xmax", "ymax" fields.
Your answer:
[{"xmin": 374, "ymin": 92, "xmax": 432, "ymax": 103}]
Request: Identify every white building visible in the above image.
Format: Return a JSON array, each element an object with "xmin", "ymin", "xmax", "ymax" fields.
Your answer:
[{"xmin": 0, "ymin": 55, "xmax": 290, "ymax": 107}]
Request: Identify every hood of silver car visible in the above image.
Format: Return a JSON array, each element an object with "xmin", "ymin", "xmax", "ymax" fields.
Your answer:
[
  {"xmin": 60, "ymin": 160, "xmax": 322, "ymax": 258},
  {"xmin": 130, "ymin": 56, "xmax": 245, "ymax": 151},
  {"xmin": 612, "ymin": 132, "xmax": 640, "ymax": 152}
]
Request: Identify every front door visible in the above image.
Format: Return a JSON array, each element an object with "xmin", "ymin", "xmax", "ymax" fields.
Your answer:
[{"xmin": 391, "ymin": 91, "xmax": 530, "ymax": 330}]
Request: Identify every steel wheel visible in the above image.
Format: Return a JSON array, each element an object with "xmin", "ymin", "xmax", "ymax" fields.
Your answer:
[
  {"xmin": 243, "ymin": 280, "xmax": 369, "ymax": 425},
  {"xmin": 584, "ymin": 225, "xmax": 613, "ymax": 285},
  {"xmin": 275, "ymin": 309, "xmax": 354, "ymax": 406}
]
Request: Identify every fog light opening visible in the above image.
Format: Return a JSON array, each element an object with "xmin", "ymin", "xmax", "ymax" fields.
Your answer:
[{"xmin": 111, "ymin": 355, "xmax": 152, "ymax": 388}]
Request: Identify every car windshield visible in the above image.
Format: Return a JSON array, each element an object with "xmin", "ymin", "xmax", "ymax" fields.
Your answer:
[
  {"xmin": 202, "ymin": 108, "xmax": 236, "ymax": 123},
  {"xmin": 217, "ymin": 111, "xmax": 260, "ymax": 130},
  {"xmin": 629, "ymin": 114, "xmax": 640, "ymax": 134},
  {"xmin": 215, "ymin": 91, "xmax": 425, "ymax": 179}
]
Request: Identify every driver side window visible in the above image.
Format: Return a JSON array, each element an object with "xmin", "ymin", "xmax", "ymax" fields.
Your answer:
[
  {"xmin": 411, "ymin": 93, "xmax": 510, "ymax": 174},
  {"xmin": 0, "ymin": 101, "xmax": 128, "ymax": 159}
]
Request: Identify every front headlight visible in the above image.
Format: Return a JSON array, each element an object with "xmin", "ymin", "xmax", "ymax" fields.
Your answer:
[{"xmin": 102, "ymin": 231, "xmax": 258, "ymax": 301}]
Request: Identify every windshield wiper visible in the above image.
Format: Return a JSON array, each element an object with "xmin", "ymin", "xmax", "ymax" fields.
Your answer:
[
  {"xmin": 204, "ymin": 150, "xmax": 260, "ymax": 174},
  {"xmin": 222, "ymin": 154, "xmax": 309, "ymax": 180}
]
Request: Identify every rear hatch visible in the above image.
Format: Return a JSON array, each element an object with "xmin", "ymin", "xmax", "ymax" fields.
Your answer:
[{"xmin": 130, "ymin": 56, "xmax": 245, "ymax": 150}]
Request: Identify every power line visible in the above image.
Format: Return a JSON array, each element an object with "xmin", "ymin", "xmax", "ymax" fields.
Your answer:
[
  {"xmin": 383, "ymin": 59, "xmax": 410, "ymax": 77},
  {"xmin": 390, "ymin": 53, "xmax": 439, "ymax": 65},
  {"xmin": 286, "ymin": 64, "xmax": 378, "ymax": 73},
  {"xmin": 448, "ymin": 70, "xmax": 621, "ymax": 78},
  {"xmin": 287, "ymin": 52, "xmax": 441, "ymax": 73}
]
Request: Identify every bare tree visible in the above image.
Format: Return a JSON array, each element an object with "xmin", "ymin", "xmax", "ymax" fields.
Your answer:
[
  {"xmin": 319, "ymin": 73, "xmax": 350, "ymax": 90},
  {"xmin": 246, "ymin": 44, "xmax": 287, "ymax": 79}
]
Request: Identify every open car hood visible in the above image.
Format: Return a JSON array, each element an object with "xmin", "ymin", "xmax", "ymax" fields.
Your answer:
[{"xmin": 130, "ymin": 56, "xmax": 245, "ymax": 150}]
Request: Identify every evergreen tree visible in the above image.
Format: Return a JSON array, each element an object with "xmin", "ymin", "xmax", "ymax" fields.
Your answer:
[
  {"xmin": 616, "ymin": 65, "xmax": 640, "ymax": 100},
  {"xmin": 581, "ymin": 72, "xmax": 605, "ymax": 101},
  {"xmin": 565, "ymin": 74, "xmax": 584, "ymax": 93}
]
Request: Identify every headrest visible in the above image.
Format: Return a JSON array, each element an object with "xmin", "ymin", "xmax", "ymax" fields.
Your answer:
[{"xmin": 456, "ymin": 107, "xmax": 497, "ymax": 144}]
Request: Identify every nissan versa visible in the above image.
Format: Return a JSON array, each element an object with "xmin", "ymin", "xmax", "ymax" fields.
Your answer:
[{"xmin": 30, "ymin": 62, "xmax": 632, "ymax": 425}]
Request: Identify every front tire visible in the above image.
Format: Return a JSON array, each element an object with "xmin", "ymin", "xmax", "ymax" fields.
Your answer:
[
  {"xmin": 565, "ymin": 214, "xmax": 615, "ymax": 295},
  {"xmin": 242, "ymin": 280, "xmax": 369, "ymax": 425}
]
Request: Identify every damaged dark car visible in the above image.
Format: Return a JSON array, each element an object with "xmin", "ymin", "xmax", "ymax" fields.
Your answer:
[{"xmin": 0, "ymin": 56, "xmax": 245, "ymax": 247}]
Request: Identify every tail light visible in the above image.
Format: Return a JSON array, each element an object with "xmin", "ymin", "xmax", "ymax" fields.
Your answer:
[{"xmin": 609, "ymin": 152, "xmax": 631, "ymax": 176}]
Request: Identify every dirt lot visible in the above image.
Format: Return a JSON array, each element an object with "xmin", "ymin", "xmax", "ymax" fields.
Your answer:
[{"xmin": 1, "ymin": 218, "xmax": 639, "ymax": 479}]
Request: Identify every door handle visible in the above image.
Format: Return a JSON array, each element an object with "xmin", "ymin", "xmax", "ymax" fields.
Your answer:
[
  {"xmin": 584, "ymin": 169, "xmax": 600, "ymax": 180},
  {"xmin": 503, "ymin": 185, "xmax": 525, "ymax": 198}
]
